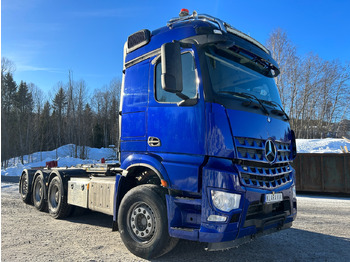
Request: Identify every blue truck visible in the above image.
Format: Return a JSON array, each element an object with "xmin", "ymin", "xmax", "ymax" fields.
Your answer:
[{"xmin": 19, "ymin": 10, "xmax": 297, "ymax": 259}]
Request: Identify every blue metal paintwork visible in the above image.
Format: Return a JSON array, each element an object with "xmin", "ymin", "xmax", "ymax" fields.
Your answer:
[
  {"xmin": 125, "ymin": 21, "xmax": 211, "ymax": 63},
  {"xmin": 147, "ymin": 46, "xmax": 205, "ymax": 156},
  {"xmin": 120, "ymin": 152, "xmax": 170, "ymax": 183},
  {"xmin": 206, "ymin": 103, "xmax": 235, "ymax": 158},
  {"xmin": 121, "ymin": 59, "xmax": 149, "ymax": 113},
  {"xmin": 158, "ymin": 153, "xmax": 204, "ymax": 192},
  {"xmin": 120, "ymin": 59, "xmax": 149, "ymax": 154},
  {"xmin": 226, "ymin": 108, "xmax": 291, "ymax": 141},
  {"xmin": 118, "ymin": 15, "xmax": 297, "ymax": 246},
  {"xmin": 165, "ymin": 155, "xmax": 296, "ymax": 242},
  {"xmin": 113, "ymin": 174, "xmax": 123, "ymax": 222}
]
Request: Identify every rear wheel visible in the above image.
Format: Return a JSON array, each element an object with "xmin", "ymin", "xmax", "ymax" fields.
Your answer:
[
  {"xmin": 19, "ymin": 172, "xmax": 32, "ymax": 204},
  {"xmin": 48, "ymin": 176, "xmax": 71, "ymax": 219},
  {"xmin": 118, "ymin": 184, "xmax": 178, "ymax": 259},
  {"xmin": 33, "ymin": 175, "xmax": 47, "ymax": 211}
]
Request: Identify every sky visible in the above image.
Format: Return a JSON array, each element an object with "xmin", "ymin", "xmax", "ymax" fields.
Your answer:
[{"xmin": 1, "ymin": 0, "xmax": 350, "ymax": 98}]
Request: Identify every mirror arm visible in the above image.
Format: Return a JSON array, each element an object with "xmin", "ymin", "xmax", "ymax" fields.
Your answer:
[
  {"xmin": 176, "ymin": 92, "xmax": 190, "ymax": 100},
  {"xmin": 177, "ymin": 97, "xmax": 198, "ymax": 106}
]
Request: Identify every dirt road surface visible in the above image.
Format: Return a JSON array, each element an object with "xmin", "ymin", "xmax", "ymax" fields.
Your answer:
[{"xmin": 1, "ymin": 181, "xmax": 350, "ymax": 261}]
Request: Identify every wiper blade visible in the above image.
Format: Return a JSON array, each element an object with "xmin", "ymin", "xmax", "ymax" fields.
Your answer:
[
  {"xmin": 218, "ymin": 91, "xmax": 269, "ymax": 116},
  {"xmin": 261, "ymin": 99, "xmax": 289, "ymax": 120}
]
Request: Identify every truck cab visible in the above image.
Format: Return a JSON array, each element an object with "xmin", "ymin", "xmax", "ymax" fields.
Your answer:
[{"xmin": 119, "ymin": 10, "xmax": 297, "ymax": 255}]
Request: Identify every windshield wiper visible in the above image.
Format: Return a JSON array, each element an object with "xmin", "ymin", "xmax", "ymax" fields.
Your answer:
[
  {"xmin": 261, "ymin": 99, "xmax": 289, "ymax": 121},
  {"xmin": 218, "ymin": 91, "xmax": 269, "ymax": 116}
]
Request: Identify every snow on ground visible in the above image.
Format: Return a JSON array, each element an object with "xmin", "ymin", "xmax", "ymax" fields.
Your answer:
[
  {"xmin": 1, "ymin": 183, "xmax": 19, "ymax": 194},
  {"xmin": 1, "ymin": 144, "xmax": 116, "ymax": 177},
  {"xmin": 296, "ymin": 138, "xmax": 350, "ymax": 153}
]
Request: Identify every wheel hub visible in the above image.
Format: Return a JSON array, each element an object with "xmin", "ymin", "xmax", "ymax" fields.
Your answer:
[
  {"xmin": 55, "ymin": 191, "xmax": 59, "ymax": 203},
  {"xmin": 130, "ymin": 204, "xmax": 155, "ymax": 240},
  {"xmin": 35, "ymin": 183, "xmax": 42, "ymax": 201},
  {"xmin": 49, "ymin": 185, "xmax": 59, "ymax": 209}
]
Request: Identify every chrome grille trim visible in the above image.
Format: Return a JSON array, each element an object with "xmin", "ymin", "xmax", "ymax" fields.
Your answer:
[
  {"xmin": 234, "ymin": 137, "xmax": 291, "ymax": 164},
  {"xmin": 237, "ymin": 163, "xmax": 293, "ymax": 189},
  {"xmin": 234, "ymin": 137, "xmax": 293, "ymax": 189}
]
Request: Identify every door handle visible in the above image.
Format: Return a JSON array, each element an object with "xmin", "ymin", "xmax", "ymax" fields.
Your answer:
[{"xmin": 148, "ymin": 137, "xmax": 161, "ymax": 147}]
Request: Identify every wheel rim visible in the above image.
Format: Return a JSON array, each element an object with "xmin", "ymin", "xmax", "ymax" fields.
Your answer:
[
  {"xmin": 49, "ymin": 184, "xmax": 59, "ymax": 209},
  {"xmin": 21, "ymin": 175, "xmax": 28, "ymax": 196},
  {"xmin": 34, "ymin": 180, "xmax": 42, "ymax": 203},
  {"xmin": 128, "ymin": 202, "xmax": 156, "ymax": 242}
]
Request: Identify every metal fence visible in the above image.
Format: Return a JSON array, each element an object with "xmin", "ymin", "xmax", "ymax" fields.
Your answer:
[{"xmin": 292, "ymin": 153, "xmax": 350, "ymax": 194}]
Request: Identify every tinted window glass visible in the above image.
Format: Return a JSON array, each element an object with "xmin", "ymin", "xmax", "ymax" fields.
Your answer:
[
  {"xmin": 205, "ymin": 45, "xmax": 282, "ymax": 106},
  {"xmin": 156, "ymin": 52, "xmax": 197, "ymax": 103}
]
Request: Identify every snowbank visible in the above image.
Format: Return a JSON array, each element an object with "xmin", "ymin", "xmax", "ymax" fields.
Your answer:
[
  {"xmin": 1, "ymin": 144, "xmax": 116, "ymax": 177},
  {"xmin": 296, "ymin": 138, "xmax": 350, "ymax": 153}
]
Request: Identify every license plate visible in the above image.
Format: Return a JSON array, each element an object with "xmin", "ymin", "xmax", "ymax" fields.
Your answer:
[{"xmin": 265, "ymin": 193, "xmax": 283, "ymax": 203}]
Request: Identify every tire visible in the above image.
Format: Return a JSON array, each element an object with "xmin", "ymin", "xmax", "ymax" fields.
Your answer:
[
  {"xmin": 32, "ymin": 175, "xmax": 47, "ymax": 211},
  {"xmin": 19, "ymin": 172, "xmax": 32, "ymax": 204},
  {"xmin": 47, "ymin": 176, "xmax": 72, "ymax": 219},
  {"xmin": 118, "ymin": 184, "xmax": 178, "ymax": 259}
]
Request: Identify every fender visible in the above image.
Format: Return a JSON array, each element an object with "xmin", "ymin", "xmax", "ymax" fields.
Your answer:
[
  {"xmin": 113, "ymin": 174, "xmax": 124, "ymax": 230},
  {"xmin": 48, "ymin": 170, "xmax": 67, "ymax": 195},
  {"xmin": 19, "ymin": 169, "xmax": 36, "ymax": 199},
  {"xmin": 120, "ymin": 153, "xmax": 170, "ymax": 185},
  {"xmin": 113, "ymin": 153, "xmax": 171, "ymax": 228}
]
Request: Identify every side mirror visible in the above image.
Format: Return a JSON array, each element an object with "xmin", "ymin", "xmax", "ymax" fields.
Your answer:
[{"xmin": 161, "ymin": 42, "xmax": 183, "ymax": 93}]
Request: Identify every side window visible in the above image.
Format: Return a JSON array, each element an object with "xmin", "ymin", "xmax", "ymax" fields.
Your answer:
[{"xmin": 155, "ymin": 52, "xmax": 197, "ymax": 103}]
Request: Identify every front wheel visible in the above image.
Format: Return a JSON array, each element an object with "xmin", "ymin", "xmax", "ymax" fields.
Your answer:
[{"xmin": 118, "ymin": 185, "xmax": 178, "ymax": 259}]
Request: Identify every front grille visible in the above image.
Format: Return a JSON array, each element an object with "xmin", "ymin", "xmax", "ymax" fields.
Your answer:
[
  {"xmin": 235, "ymin": 137, "xmax": 290, "ymax": 163},
  {"xmin": 234, "ymin": 137, "xmax": 293, "ymax": 189},
  {"xmin": 238, "ymin": 163, "xmax": 293, "ymax": 188}
]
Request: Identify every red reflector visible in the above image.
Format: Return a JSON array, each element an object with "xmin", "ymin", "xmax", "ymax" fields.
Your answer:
[
  {"xmin": 46, "ymin": 161, "xmax": 58, "ymax": 168},
  {"xmin": 179, "ymin": 8, "xmax": 189, "ymax": 17}
]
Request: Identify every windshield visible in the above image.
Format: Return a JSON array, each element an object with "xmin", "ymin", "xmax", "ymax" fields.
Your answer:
[{"xmin": 205, "ymin": 45, "xmax": 282, "ymax": 107}]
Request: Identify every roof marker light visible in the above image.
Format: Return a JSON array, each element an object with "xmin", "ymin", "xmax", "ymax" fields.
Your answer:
[{"xmin": 179, "ymin": 8, "xmax": 189, "ymax": 17}]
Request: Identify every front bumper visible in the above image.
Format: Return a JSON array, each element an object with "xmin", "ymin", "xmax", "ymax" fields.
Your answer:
[
  {"xmin": 206, "ymin": 222, "xmax": 293, "ymax": 251},
  {"xmin": 166, "ymin": 157, "xmax": 297, "ymax": 245}
]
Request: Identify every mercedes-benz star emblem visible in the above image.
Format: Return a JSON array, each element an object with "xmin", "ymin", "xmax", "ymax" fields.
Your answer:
[{"xmin": 265, "ymin": 139, "xmax": 277, "ymax": 163}]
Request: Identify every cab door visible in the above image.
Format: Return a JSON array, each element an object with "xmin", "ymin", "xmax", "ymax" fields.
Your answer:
[{"xmin": 147, "ymin": 48, "xmax": 205, "ymax": 192}]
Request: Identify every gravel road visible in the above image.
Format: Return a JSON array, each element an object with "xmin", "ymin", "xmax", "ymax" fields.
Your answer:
[{"xmin": 1, "ymin": 181, "xmax": 350, "ymax": 261}]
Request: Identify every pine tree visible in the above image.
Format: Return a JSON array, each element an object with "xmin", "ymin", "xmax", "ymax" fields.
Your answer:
[
  {"xmin": 52, "ymin": 86, "xmax": 67, "ymax": 147},
  {"xmin": 1, "ymin": 72, "xmax": 18, "ymax": 167},
  {"xmin": 14, "ymin": 81, "xmax": 34, "ymax": 163}
]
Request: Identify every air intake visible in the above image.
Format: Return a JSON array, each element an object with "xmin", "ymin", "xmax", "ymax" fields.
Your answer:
[{"xmin": 127, "ymin": 29, "xmax": 151, "ymax": 53}]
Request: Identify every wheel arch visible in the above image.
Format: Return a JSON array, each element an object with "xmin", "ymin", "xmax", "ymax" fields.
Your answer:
[
  {"xmin": 114, "ymin": 157, "xmax": 170, "ymax": 229},
  {"xmin": 120, "ymin": 153, "xmax": 170, "ymax": 184},
  {"xmin": 47, "ymin": 170, "xmax": 67, "ymax": 195}
]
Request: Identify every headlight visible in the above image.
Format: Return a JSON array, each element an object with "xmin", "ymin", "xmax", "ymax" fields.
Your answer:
[{"xmin": 211, "ymin": 190, "xmax": 241, "ymax": 212}]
